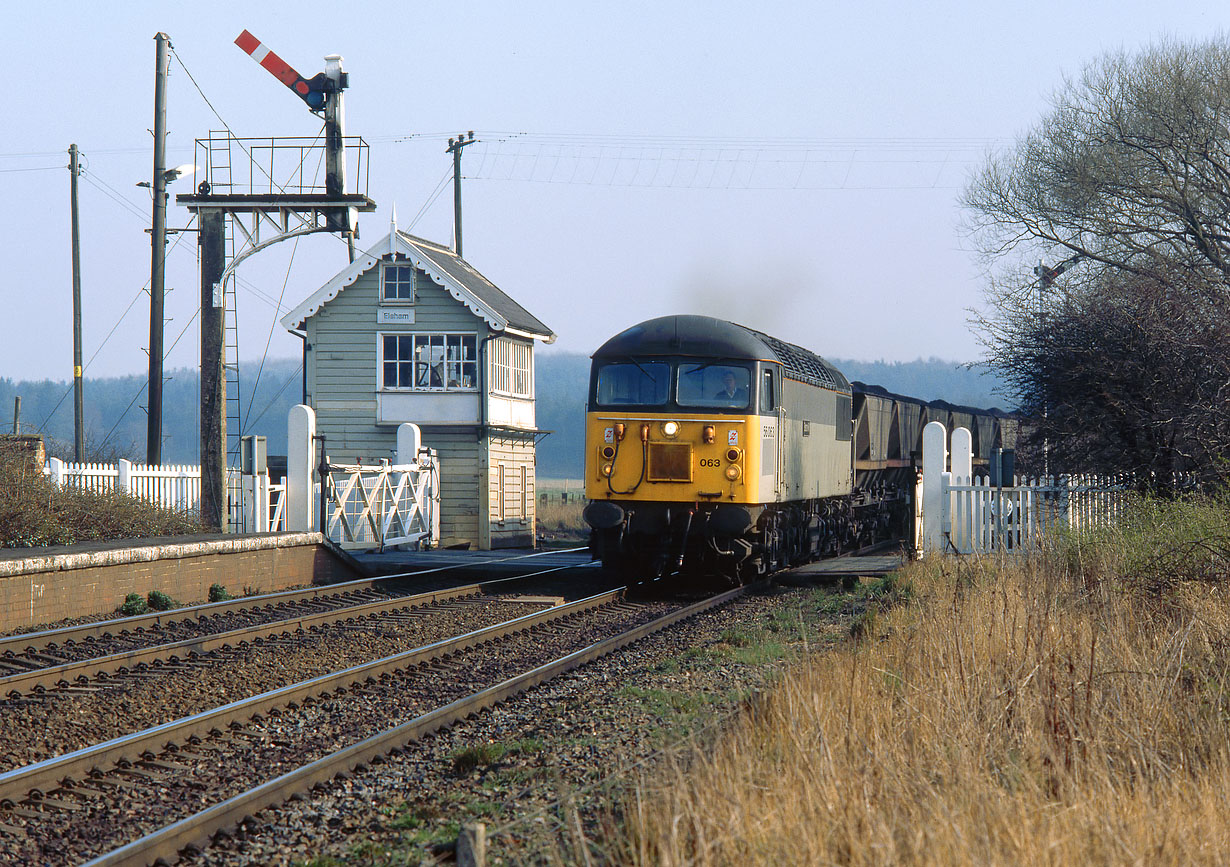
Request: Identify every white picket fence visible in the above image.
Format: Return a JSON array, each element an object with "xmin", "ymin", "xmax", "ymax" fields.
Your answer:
[
  {"xmin": 45, "ymin": 457, "xmax": 287, "ymax": 533},
  {"xmin": 46, "ymin": 457, "xmax": 203, "ymax": 512},
  {"xmin": 921, "ymin": 421, "xmax": 1145, "ymax": 556},
  {"xmin": 943, "ymin": 474, "xmax": 1133, "ymax": 554}
]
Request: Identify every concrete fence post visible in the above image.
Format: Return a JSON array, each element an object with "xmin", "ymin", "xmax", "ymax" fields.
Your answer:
[
  {"xmin": 117, "ymin": 459, "xmax": 133, "ymax": 495},
  {"xmin": 48, "ymin": 457, "xmax": 64, "ymax": 487},
  {"xmin": 287, "ymin": 404, "xmax": 317, "ymax": 532},
  {"xmin": 922, "ymin": 421, "xmax": 948, "ymax": 555}
]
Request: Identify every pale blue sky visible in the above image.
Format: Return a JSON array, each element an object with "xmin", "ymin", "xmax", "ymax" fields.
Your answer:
[{"xmin": 3, "ymin": 1, "xmax": 1226, "ymax": 386}]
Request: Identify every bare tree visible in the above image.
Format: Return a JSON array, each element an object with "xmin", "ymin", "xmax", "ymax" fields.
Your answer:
[
  {"xmin": 965, "ymin": 38, "xmax": 1230, "ymax": 486},
  {"xmin": 965, "ymin": 37, "xmax": 1230, "ymax": 295},
  {"xmin": 983, "ymin": 270, "xmax": 1230, "ymax": 488}
]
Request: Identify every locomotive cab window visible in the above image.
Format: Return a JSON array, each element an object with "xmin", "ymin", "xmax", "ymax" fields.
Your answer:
[
  {"xmin": 760, "ymin": 367, "xmax": 776, "ymax": 413},
  {"xmin": 595, "ymin": 361, "xmax": 670, "ymax": 406},
  {"xmin": 677, "ymin": 363, "xmax": 750, "ymax": 409}
]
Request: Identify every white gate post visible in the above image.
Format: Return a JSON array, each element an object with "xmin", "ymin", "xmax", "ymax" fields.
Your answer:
[
  {"xmin": 949, "ymin": 427, "xmax": 972, "ymax": 552},
  {"xmin": 922, "ymin": 421, "xmax": 948, "ymax": 555},
  {"xmin": 287, "ymin": 404, "xmax": 317, "ymax": 532},
  {"xmin": 396, "ymin": 422, "xmax": 422, "ymax": 465}
]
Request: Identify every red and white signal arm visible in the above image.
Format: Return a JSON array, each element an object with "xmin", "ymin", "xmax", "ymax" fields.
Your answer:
[{"xmin": 234, "ymin": 30, "xmax": 324, "ymax": 109}]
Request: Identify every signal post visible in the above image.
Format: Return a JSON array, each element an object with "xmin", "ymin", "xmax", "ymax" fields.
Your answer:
[{"xmin": 179, "ymin": 31, "xmax": 375, "ymax": 529}]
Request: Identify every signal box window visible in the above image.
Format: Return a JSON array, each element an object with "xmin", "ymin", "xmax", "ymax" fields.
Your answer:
[
  {"xmin": 677, "ymin": 363, "xmax": 750, "ymax": 410},
  {"xmin": 382, "ymin": 262, "xmax": 416, "ymax": 302},
  {"xmin": 382, "ymin": 333, "xmax": 476, "ymax": 390},
  {"xmin": 595, "ymin": 362, "xmax": 670, "ymax": 406}
]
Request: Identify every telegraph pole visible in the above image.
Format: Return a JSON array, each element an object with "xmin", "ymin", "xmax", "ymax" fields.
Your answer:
[
  {"xmin": 147, "ymin": 32, "xmax": 171, "ymax": 465},
  {"xmin": 447, "ymin": 131, "xmax": 477, "ymax": 258},
  {"xmin": 68, "ymin": 143, "xmax": 85, "ymax": 461}
]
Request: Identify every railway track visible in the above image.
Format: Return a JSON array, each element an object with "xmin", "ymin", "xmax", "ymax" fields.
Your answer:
[
  {"xmin": 0, "ymin": 548, "xmax": 594, "ymax": 698},
  {"xmin": 0, "ymin": 584, "xmax": 747, "ymax": 866}
]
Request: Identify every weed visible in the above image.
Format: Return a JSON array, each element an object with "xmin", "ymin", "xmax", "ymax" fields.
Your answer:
[
  {"xmin": 146, "ymin": 590, "xmax": 178, "ymax": 611},
  {"xmin": 208, "ymin": 583, "xmax": 231, "ymax": 603},
  {"xmin": 614, "ymin": 503, "xmax": 1230, "ymax": 865},
  {"xmin": 119, "ymin": 593, "xmax": 148, "ymax": 617},
  {"xmin": 450, "ymin": 738, "xmax": 545, "ymax": 775},
  {"xmin": 654, "ymin": 657, "xmax": 681, "ymax": 674}
]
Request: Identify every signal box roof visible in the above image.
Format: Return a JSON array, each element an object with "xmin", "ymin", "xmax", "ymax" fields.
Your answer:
[{"xmin": 593, "ymin": 315, "xmax": 850, "ymax": 391}]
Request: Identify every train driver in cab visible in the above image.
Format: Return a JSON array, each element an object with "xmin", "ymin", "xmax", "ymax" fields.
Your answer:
[{"xmin": 714, "ymin": 369, "xmax": 749, "ymax": 406}]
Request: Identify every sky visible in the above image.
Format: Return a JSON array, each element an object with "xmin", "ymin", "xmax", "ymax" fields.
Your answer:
[{"xmin": 2, "ymin": 0, "xmax": 1226, "ymax": 404}]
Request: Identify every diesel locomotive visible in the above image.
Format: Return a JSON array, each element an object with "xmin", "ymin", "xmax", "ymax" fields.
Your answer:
[{"xmin": 581, "ymin": 315, "xmax": 1015, "ymax": 583}]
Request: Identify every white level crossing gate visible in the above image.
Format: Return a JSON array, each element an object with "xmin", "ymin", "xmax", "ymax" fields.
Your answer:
[
  {"xmin": 921, "ymin": 420, "xmax": 1133, "ymax": 555},
  {"xmin": 323, "ymin": 459, "xmax": 439, "ymax": 551},
  {"xmin": 284, "ymin": 408, "xmax": 440, "ymax": 552}
]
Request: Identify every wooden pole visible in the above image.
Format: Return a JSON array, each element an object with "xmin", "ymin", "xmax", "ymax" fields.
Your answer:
[
  {"xmin": 68, "ymin": 143, "xmax": 84, "ymax": 461},
  {"xmin": 147, "ymin": 32, "xmax": 171, "ymax": 464}
]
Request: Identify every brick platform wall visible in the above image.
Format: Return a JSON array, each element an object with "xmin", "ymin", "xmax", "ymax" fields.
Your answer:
[{"xmin": 0, "ymin": 533, "xmax": 359, "ymax": 633}]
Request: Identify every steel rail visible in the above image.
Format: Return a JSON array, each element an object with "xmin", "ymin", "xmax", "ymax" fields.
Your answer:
[
  {"xmin": 0, "ymin": 546, "xmax": 589, "ymax": 655},
  {"xmin": 0, "ymin": 587, "xmax": 627, "ymax": 804},
  {"xmin": 0, "ymin": 586, "xmax": 481, "ymax": 697},
  {"xmin": 82, "ymin": 584, "xmax": 746, "ymax": 867},
  {"xmin": 0, "ymin": 562, "xmax": 596, "ymax": 697}
]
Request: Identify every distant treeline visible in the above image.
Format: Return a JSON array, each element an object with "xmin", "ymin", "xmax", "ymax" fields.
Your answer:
[
  {"xmin": 0, "ymin": 354, "xmax": 1009, "ymax": 478},
  {"xmin": 0, "ymin": 359, "xmax": 303, "ymax": 464}
]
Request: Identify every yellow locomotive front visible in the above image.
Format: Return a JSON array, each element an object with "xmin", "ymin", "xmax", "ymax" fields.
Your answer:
[
  {"xmin": 583, "ymin": 354, "xmax": 767, "ymax": 581},
  {"xmin": 582, "ymin": 316, "xmax": 805, "ymax": 582},
  {"xmin": 583, "ymin": 316, "xmax": 859, "ymax": 583},
  {"xmin": 585, "ymin": 364, "xmax": 768, "ymax": 507}
]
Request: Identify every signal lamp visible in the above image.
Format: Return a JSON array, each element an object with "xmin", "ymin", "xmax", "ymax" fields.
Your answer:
[
  {"xmin": 662, "ymin": 421, "xmax": 679, "ymax": 437},
  {"xmin": 703, "ymin": 425, "xmax": 716, "ymax": 444},
  {"xmin": 602, "ymin": 463, "xmax": 614, "ymax": 477},
  {"xmin": 601, "ymin": 446, "xmax": 616, "ymax": 460},
  {"xmin": 725, "ymin": 465, "xmax": 742, "ymax": 481},
  {"xmin": 726, "ymin": 448, "xmax": 741, "ymax": 462}
]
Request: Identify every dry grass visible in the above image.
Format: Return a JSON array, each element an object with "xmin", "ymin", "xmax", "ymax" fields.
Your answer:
[
  {"xmin": 536, "ymin": 500, "xmax": 587, "ymax": 543},
  {"xmin": 0, "ymin": 442, "xmax": 205, "ymax": 548},
  {"xmin": 608, "ymin": 501, "xmax": 1230, "ymax": 865}
]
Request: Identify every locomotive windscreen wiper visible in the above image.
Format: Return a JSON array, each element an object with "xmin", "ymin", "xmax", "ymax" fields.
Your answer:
[{"xmin": 621, "ymin": 356, "xmax": 658, "ymax": 381}]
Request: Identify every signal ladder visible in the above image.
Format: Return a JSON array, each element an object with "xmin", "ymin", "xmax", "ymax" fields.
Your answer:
[{"xmin": 207, "ymin": 132, "xmax": 245, "ymax": 525}]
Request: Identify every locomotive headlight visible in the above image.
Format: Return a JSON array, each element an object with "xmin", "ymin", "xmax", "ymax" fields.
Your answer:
[
  {"xmin": 725, "ymin": 465, "xmax": 742, "ymax": 481},
  {"xmin": 602, "ymin": 463, "xmax": 614, "ymax": 477},
  {"xmin": 662, "ymin": 420, "xmax": 679, "ymax": 438}
]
